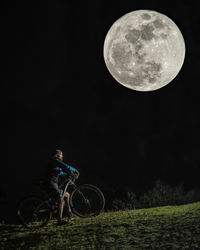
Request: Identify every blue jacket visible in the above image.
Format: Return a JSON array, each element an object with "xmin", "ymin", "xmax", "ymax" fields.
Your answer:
[{"xmin": 43, "ymin": 157, "xmax": 79, "ymax": 183}]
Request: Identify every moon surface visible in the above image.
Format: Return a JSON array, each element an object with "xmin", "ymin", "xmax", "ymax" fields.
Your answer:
[{"xmin": 103, "ymin": 10, "xmax": 185, "ymax": 91}]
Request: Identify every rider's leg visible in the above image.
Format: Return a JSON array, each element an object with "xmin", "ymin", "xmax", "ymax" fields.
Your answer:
[
  {"xmin": 46, "ymin": 182, "xmax": 66, "ymax": 223},
  {"xmin": 58, "ymin": 197, "xmax": 65, "ymax": 221},
  {"xmin": 64, "ymin": 192, "xmax": 71, "ymax": 213}
]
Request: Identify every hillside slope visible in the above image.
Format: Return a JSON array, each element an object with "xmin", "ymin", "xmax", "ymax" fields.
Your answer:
[{"xmin": 1, "ymin": 202, "xmax": 200, "ymax": 250}]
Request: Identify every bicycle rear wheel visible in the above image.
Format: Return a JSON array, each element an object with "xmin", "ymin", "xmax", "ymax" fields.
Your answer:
[
  {"xmin": 16, "ymin": 195, "xmax": 52, "ymax": 229},
  {"xmin": 70, "ymin": 184, "xmax": 105, "ymax": 218}
]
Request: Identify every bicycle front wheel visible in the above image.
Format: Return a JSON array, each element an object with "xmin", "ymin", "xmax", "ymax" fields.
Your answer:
[
  {"xmin": 70, "ymin": 184, "xmax": 105, "ymax": 218},
  {"xmin": 16, "ymin": 195, "xmax": 51, "ymax": 229}
]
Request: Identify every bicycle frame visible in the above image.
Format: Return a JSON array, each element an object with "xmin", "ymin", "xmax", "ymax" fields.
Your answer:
[
  {"xmin": 59, "ymin": 176, "xmax": 77, "ymax": 199},
  {"xmin": 60, "ymin": 177, "xmax": 90, "ymax": 207}
]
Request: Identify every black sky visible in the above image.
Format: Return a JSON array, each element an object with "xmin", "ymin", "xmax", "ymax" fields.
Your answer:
[{"xmin": 3, "ymin": 0, "xmax": 200, "ymax": 220}]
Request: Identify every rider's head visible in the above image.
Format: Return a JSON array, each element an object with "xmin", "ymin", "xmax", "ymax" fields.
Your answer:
[{"xmin": 52, "ymin": 149, "xmax": 63, "ymax": 161}]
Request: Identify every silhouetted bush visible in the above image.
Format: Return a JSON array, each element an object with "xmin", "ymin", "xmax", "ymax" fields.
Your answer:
[
  {"xmin": 111, "ymin": 180, "xmax": 200, "ymax": 211},
  {"xmin": 112, "ymin": 192, "xmax": 137, "ymax": 210}
]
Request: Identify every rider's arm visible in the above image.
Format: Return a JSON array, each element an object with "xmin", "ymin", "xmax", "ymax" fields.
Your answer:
[
  {"xmin": 54, "ymin": 167, "xmax": 67, "ymax": 176},
  {"xmin": 55, "ymin": 158, "xmax": 79, "ymax": 175}
]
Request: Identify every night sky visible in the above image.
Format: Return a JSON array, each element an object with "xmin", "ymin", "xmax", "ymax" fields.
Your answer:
[{"xmin": 3, "ymin": 1, "xmax": 200, "ymax": 222}]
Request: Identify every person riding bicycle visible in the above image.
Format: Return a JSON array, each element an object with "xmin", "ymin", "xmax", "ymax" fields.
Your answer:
[{"xmin": 43, "ymin": 149, "xmax": 80, "ymax": 225}]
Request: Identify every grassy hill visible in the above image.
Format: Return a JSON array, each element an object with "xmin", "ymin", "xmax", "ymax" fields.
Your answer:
[{"xmin": 1, "ymin": 202, "xmax": 200, "ymax": 250}]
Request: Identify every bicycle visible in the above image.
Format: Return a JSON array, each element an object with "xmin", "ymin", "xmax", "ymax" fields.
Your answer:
[{"xmin": 16, "ymin": 175, "xmax": 105, "ymax": 229}]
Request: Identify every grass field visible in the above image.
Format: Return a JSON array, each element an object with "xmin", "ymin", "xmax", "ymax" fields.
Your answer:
[{"xmin": 0, "ymin": 202, "xmax": 200, "ymax": 250}]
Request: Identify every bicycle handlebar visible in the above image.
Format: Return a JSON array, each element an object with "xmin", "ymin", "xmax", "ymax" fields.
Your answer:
[{"xmin": 60, "ymin": 171, "xmax": 79, "ymax": 186}]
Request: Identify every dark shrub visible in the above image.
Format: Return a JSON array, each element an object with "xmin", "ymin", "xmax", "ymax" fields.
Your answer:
[{"xmin": 111, "ymin": 180, "xmax": 199, "ymax": 210}]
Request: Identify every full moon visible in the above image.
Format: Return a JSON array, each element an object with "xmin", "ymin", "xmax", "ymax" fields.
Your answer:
[{"xmin": 103, "ymin": 10, "xmax": 185, "ymax": 91}]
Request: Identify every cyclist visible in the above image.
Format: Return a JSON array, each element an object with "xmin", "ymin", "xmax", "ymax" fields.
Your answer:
[{"xmin": 43, "ymin": 149, "xmax": 80, "ymax": 225}]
